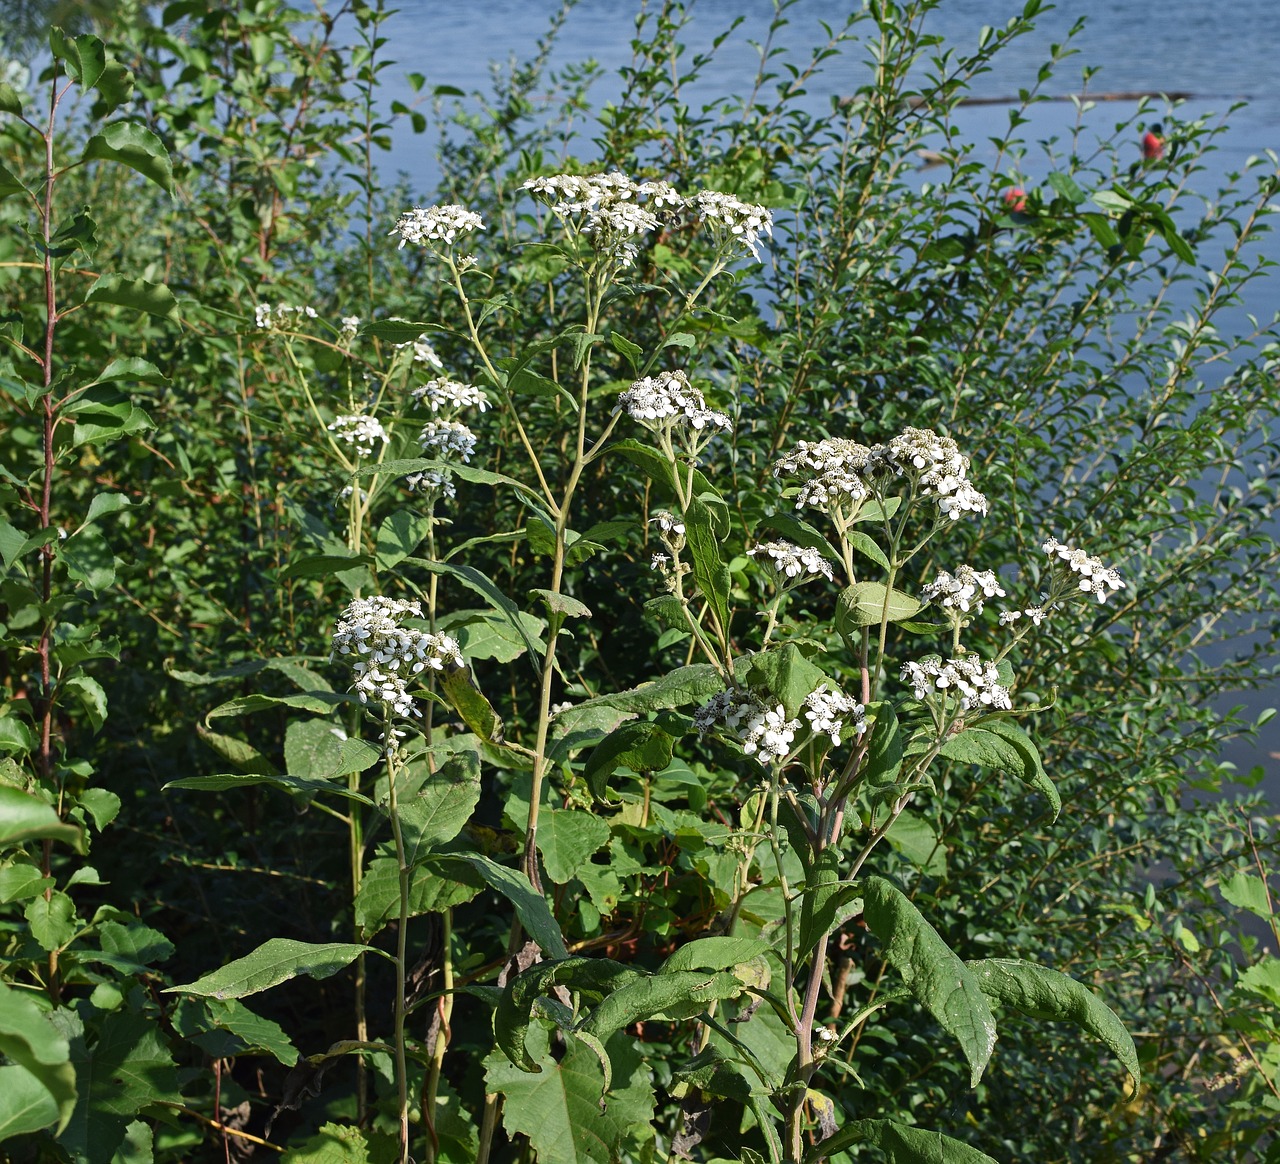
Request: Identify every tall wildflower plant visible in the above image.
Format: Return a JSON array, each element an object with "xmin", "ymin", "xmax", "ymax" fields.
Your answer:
[{"xmin": 168, "ymin": 168, "xmax": 1143, "ymax": 1164}]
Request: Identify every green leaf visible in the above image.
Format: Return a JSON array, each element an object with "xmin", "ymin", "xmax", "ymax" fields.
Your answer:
[
  {"xmin": 92, "ymin": 60, "xmax": 134, "ymax": 114},
  {"xmin": 846, "ymin": 530, "xmax": 890, "ymax": 572},
  {"xmin": 743, "ymin": 643, "xmax": 829, "ymax": 719},
  {"xmin": 166, "ymin": 939, "xmax": 375, "ymax": 1000},
  {"xmin": 0, "ymin": 82, "xmax": 24, "ymax": 115},
  {"xmin": 280, "ymin": 1121, "xmax": 400, "ymax": 1162},
  {"xmin": 862, "ymin": 876, "xmax": 997, "ymax": 1086},
  {"xmin": 439, "ymin": 663, "xmax": 505, "ymax": 743},
  {"xmin": 400, "ymin": 750, "xmax": 482, "ymax": 867},
  {"xmin": 1091, "ymin": 189, "xmax": 1132, "ymax": 214},
  {"xmin": 529, "ymin": 588, "xmax": 592, "ymax": 620},
  {"xmin": 0, "ymin": 1063, "xmax": 62, "ymax": 1140},
  {"xmin": 608, "ymin": 332, "xmax": 644, "ymax": 373},
  {"xmin": 967, "ymin": 958, "xmax": 1139, "ymax": 1086},
  {"xmin": 354, "ymin": 857, "xmax": 481, "ymax": 941},
  {"xmin": 0, "ymin": 982, "xmax": 76, "ymax": 1135},
  {"xmin": 0, "ymin": 860, "xmax": 51, "ymax": 904},
  {"xmin": 82, "ymin": 122, "xmax": 175, "ymax": 194},
  {"xmin": 0, "ymin": 787, "xmax": 85, "ymax": 852},
  {"xmin": 578, "ymin": 970, "xmax": 744, "ymax": 1043},
  {"xmin": 683, "ymin": 497, "xmax": 731, "ymax": 635},
  {"xmin": 61, "ymin": 1010, "xmax": 179, "ymax": 1164},
  {"xmin": 62, "ymin": 526, "xmax": 116, "ymax": 592},
  {"xmin": 1219, "ymin": 872, "xmax": 1272, "ymax": 921},
  {"xmin": 89, "ymin": 357, "xmax": 168, "ymax": 388},
  {"xmin": 863, "ymin": 701, "xmax": 904, "ymax": 786},
  {"xmin": 285, "ymin": 720, "xmax": 379, "ymax": 780},
  {"xmin": 538, "ymin": 809, "xmax": 610, "ymax": 884},
  {"xmin": 96, "ymin": 921, "xmax": 174, "ymax": 971},
  {"xmin": 430, "ymin": 853, "xmax": 567, "ymax": 958},
  {"xmin": 83, "ymin": 274, "xmax": 178, "ymax": 318},
  {"xmin": 206, "ymin": 692, "xmax": 347, "ymax": 718},
  {"xmin": 555, "ymin": 665, "xmax": 722, "ymax": 736},
  {"xmin": 797, "ymin": 848, "xmax": 860, "ymax": 958},
  {"xmin": 941, "ymin": 720, "xmax": 1060, "ymax": 819},
  {"xmin": 1046, "ymin": 171, "xmax": 1086, "ymax": 204},
  {"xmin": 836, "ymin": 581, "xmax": 921, "ymax": 632},
  {"xmin": 583, "ymin": 721, "xmax": 678, "ymax": 802},
  {"xmin": 1237, "ymin": 956, "xmax": 1280, "ymax": 1007},
  {"xmin": 0, "ymin": 160, "xmax": 28, "ymax": 200},
  {"xmin": 202, "ymin": 998, "xmax": 298, "ymax": 1067},
  {"xmin": 485, "ymin": 1024, "xmax": 655, "ymax": 1164},
  {"xmin": 811, "ymin": 1118, "xmax": 999, "ymax": 1163},
  {"xmin": 375, "ymin": 509, "xmax": 433, "ymax": 569},
  {"xmin": 609, "ymin": 439, "xmax": 728, "ymax": 534},
  {"xmin": 884, "ymin": 811, "xmax": 947, "ymax": 875},
  {"xmin": 65, "ymin": 674, "xmax": 108, "ymax": 732},
  {"xmin": 661, "ymin": 936, "xmax": 770, "ymax": 973}
]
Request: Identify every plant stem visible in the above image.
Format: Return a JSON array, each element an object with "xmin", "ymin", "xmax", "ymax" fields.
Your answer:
[{"xmin": 385, "ymin": 726, "xmax": 412, "ymax": 1164}]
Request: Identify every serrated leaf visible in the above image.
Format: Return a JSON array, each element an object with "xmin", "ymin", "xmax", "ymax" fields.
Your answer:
[
  {"xmin": 555, "ymin": 665, "xmax": 723, "ymax": 736},
  {"xmin": 0, "ymin": 1063, "xmax": 63, "ymax": 1140},
  {"xmin": 743, "ymin": 643, "xmax": 828, "ymax": 720},
  {"xmin": 862, "ymin": 876, "xmax": 996, "ymax": 1086},
  {"xmin": 353, "ymin": 856, "xmax": 482, "ymax": 940},
  {"xmin": 166, "ymin": 939, "xmax": 374, "ymax": 1000},
  {"xmin": 82, "ymin": 122, "xmax": 174, "ymax": 194},
  {"xmin": 579, "ymin": 970, "xmax": 744, "ymax": 1043},
  {"xmin": 280, "ymin": 1120, "xmax": 400, "ymax": 1162},
  {"xmin": 530, "ymin": 588, "xmax": 592, "ymax": 619},
  {"xmin": 967, "ymin": 958, "xmax": 1138, "ymax": 1086},
  {"xmin": 538, "ymin": 809, "xmax": 610, "ymax": 885},
  {"xmin": 1219, "ymin": 872, "xmax": 1271, "ymax": 920},
  {"xmin": 203, "ymin": 998, "xmax": 298, "ymax": 1067},
  {"xmin": 0, "ymin": 160, "xmax": 28, "ymax": 199},
  {"xmin": 584, "ymin": 721, "xmax": 678, "ymax": 802},
  {"xmin": 683, "ymin": 497, "xmax": 731, "ymax": 635},
  {"xmin": 62, "ymin": 526, "xmax": 115, "ymax": 592},
  {"xmin": 0, "ymin": 981, "xmax": 76, "ymax": 1135},
  {"xmin": 375, "ymin": 508, "xmax": 433, "ymax": 569},
  {"xmin": 400, "ymin": 750, "xmax": 482, "ymax": 866},
  {"xmin": 863, "ymin": 701, "xmax": 904, "ymax": 786},
  {"xmin": 206, "ymin": 692, "xmax": 347, "ymax": 718}
]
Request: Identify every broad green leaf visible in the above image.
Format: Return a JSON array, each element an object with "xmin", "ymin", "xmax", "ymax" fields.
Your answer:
[
  {"xmin": 485, "ymin": 1024, "xmax": 655, "ymax": 1164},
  {"xmin": 0, "ymin": 160, "xmax": 27, "ymax": 199},
  {"xmin": 65, "ymin": 674, "xmax": 107, "ymax": 732},
  {"xmin": 583, "ymin": 721, "xmax": 678, "ymax": 801},
  {"xmin": 83, "ymin": 273, "xmax": 179, "ymax": 317},
  {"xmin": 375, "ymin": 508, "xmax": 433, "ymax": 569},
  {"xmin": 196, "ymin": 726, "xmax": 279, "ymax": 775},
  {"xmin": 862, "ymin": 876, "xmax": 996, "ymax": 1086},
  {"xmin": 1237, "ymin": 956, "xmax": 1280, "ymax": 1007},
  {"xmin": 0, "ymin": 786, "xmax": 85, "ymax": 852},
  {"xmin": 530, "ymin": 588, "xmax": 592, "ymax": 619},
  {"xmin": 202, "ymin": 998, "xmax": 298, "ymax": 1067},
  {"xmin": 353, "ymin": 856, "xmax": 481, "ymax": 940},
  {"xmin": 811, "ymin": 1119, "xmax": 999, "ymax": 1163},
  {"xmin": 941, "ymin": 721, "xmax": 1060, "ymax": 819},
  {"xmin": 1046, "ymin": 170, "xmax": 1086, "ymax": 204},
  {"xmin": 1092, "ymin": 189, "xmax": 1132, "ymax": 213},
  {"xmin": 61, "ymin": 1010, "xmax": 179, "ymax": 1164},
  {"xmin": 968, "ymin": 958, "xmax": 1139, "ymax": 1086},
  {"xmin": 92, "ymin": 60, "xmax": 133, "ymax": 114},
  {"xmin": 82, "ymin": 122, "xmax": 175, "ymax": 194},
  {"xmin": 285, "ymin": 719, "xmax": 379, "ymax": 780},
  {"xmin": 0, "ymin": 860, "xmax": 51, "ymax": 903},
  {"xmin": 797, "ymin": 848, "xmax": 861, "ymax": 958},
  {"xmin": 206, "ymin": 692, "xmax": 347, "ymax": 718},
  {"xmin": 579, "ymin": 969, "xmax": 744, "ymax": 1043},
  {"xmin": 0, "ymin": 82, "xmax": 23, "ymax": 115},
  {"xmin": 354, "ymin": 457, "xmax": 545, "ymax": 506},
  {"xmin": 81, "ymin": 491, "xmax": 133, "ymax": 527},
  {"xmin": 0, "ymin": 982, "xmax": 76, "ymax": 1134},
  {"xmin": 166, "ymin": 939, "xmax": 375, "ymax": 1000},
  {"xmin": 836, "ymin": 581, "xmax": 921, "ymax": 631},
  {"xmin": 884, "ymin": 811, "xmax": 947, "ymax": 875},
  {"xmin": 661, "ymin": 936, "xmax": 770, "ymax": 973},
  {"xmin": 609, "ymin": 439, "xmax": 729, "ymax": 534},
  {"xmin": 400, "ymin": 750, "xmax": 482, "ymax": 867},
  {"xmin": 846, "ymin": 530, "xmax": 890, "ymax": 572},
  {"xmin": 0, "ymin": 1063, "xmax": 61, "ymax": 1140},
  {"xmin": 96, "ymin": 921, "xmax": 173, "ymax": 971},
  {"xmin": 743, "ymin": 644, "xmax": 829, "ymax": 719},
  {"xmin": 496, "ymin": 957, "xmax": 640, "ymax": 1071},
  {"xmin": 537, "ymin": 808, "xmax": 610, "ymax": 885},
  {"xmin": 62, "ymin": 526, "xmax": 116, "ymax": 592},
  {"xmin": 430, "ymin": 853, "xmax": 568, "ymax": 958},
  {"xmin": 555, "ymin": 665, "xmax": 722, "ymax": 736}
]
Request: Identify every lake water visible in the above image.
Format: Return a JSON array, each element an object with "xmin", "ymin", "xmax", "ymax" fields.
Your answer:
[{"xmin": 375, "ymin": 0, "xmax": 1280, "ymax": 799}]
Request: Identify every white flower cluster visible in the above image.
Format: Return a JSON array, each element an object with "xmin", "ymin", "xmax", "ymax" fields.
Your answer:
[
  {"xmin": 522, "ymin": 172, "xmax": 682, "ymax": 265},
  {"xmin": 331, "ymin": 596, "xmax": 463, "ymax": 720},
  {"xmin": 901, "ymin": 655, "xmax": 1012, "ymax": 711},
  {"xmin": 650, "ymin": 511, "xmax": 686, "ymax": 538},
  {"xmin": 1042, "ymin": 537, "xmax": 1126, "ymax": 603},
  {"xmin": 748, "ymin": 539, "xmax": 834, "ymax": 583},
  {"xmin": 999, "ymin": 605, "xmax": 1049, "ymax": 627},
  {"xmin": 880, "ymin": 428, "xmax": 989, "ymax": 520},
  {"xmin": 802, "ymin": 684, "xmax": 867, "ymax": 748},
  {"xmin": 391, "ymin": 204, "xmax": 485, "ymax": 248},
  {"xmin": 255, "ymin": 302, "xmax": 318, "ymax": 330},
  {"xmin": 694, "ymin": 689, "xmax": 800, "ymax": 766},
  {"xmin": 922, "ymin": 565, "xmax": 1006, "ymax": 614},
  {"xmin": 339, "ymin": 315, "xmax": 361, "ymax": 345},
  {"xmin": 412, "ymin": 378, "xmax": 490, "ymax": 414},
  {"xmin": 692, "ymin": 190, "xmax": 773, "ymax": 260},
  {"xmin": 328, "ymin": 413, "xmax": 389, "ymax": 458},
  {"xmin": 774, "ymin": 428, "xmax": 988, "ymax": 521},
  {"xmin": 417, "ymin": 419, "xmax": 477, "ymax": 462},
  {"xmin": 616, "ymin": 370, "xmax": 731, "ymax": 433}
]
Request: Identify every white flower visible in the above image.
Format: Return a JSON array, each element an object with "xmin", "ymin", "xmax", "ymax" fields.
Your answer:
[
  {"xmin": 1041, "ymin": 537, "xmax": 1126, "ymax": 603},
  {"xmin": 802, "ymin": 684, "xmax": 866, "ymax": 748},
  {"xmin": 328, "ymin": 413, "xmax": 389, "ymax": 458},
  {"xmin": 873, "ymin": 428, "xmax": 989, "ymax": 520},
  {"xmin": 693, "ymin": 190, "xmax": 773, "ymax": 260},
  {"xmin": 412, "ymin": 377, "xmax": 489, "ymax": 414},
  {"xmin": 650, "ymin": 511, "xmax": 686, "ymax": 538},
  {"xmin": 615, "ymin": 370, "xmax": 731, "ymax": 434},
  {"xmin": 339, "ymin": 315, "xmax": 361, "ymax": 344},
  {"xmin": 391, "ymin": 204, "xmax": 484, "ymax": 248},
  {"xmin": 901, "ymin": 655, "xmax": 1011, "ymax": 711},
  {"xmin": 651, "ymin": 552, "xmax": 671, "ymax": 572},
  {"xmin": 795, "ymin": 468, "xmax": 870, "ymax": 512},
  {"xmin": 255, "ymin": 302, "xmax": 318, "ymax": 330},
  {"xmin": 406, "ymin": 469, "xmax": 457, "ymax": 499},
  {"xmin": 418, "ymin": 420, "xmax": 477, "ymax": 463},
  {"xmin": 748, "ymin": 539, "xmax": 834, "ymax": 583},
  {"xmin": 774, "ymin": 438, "xmax": 874, "ymax": 479},
  {"xmin": 923, "ymin": 565, "xmax": 1006, "ymax": 614},
  {"xmin": 694, "ymin": 688, "xmax": 799, "ymax": 766},
  {"xmin": 390, "ymin": 329, "xmax": 444, "ymax": 369},
  {"xmin": 331, "ymin": 596, "xmax": 464, "ymax": 720}
]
